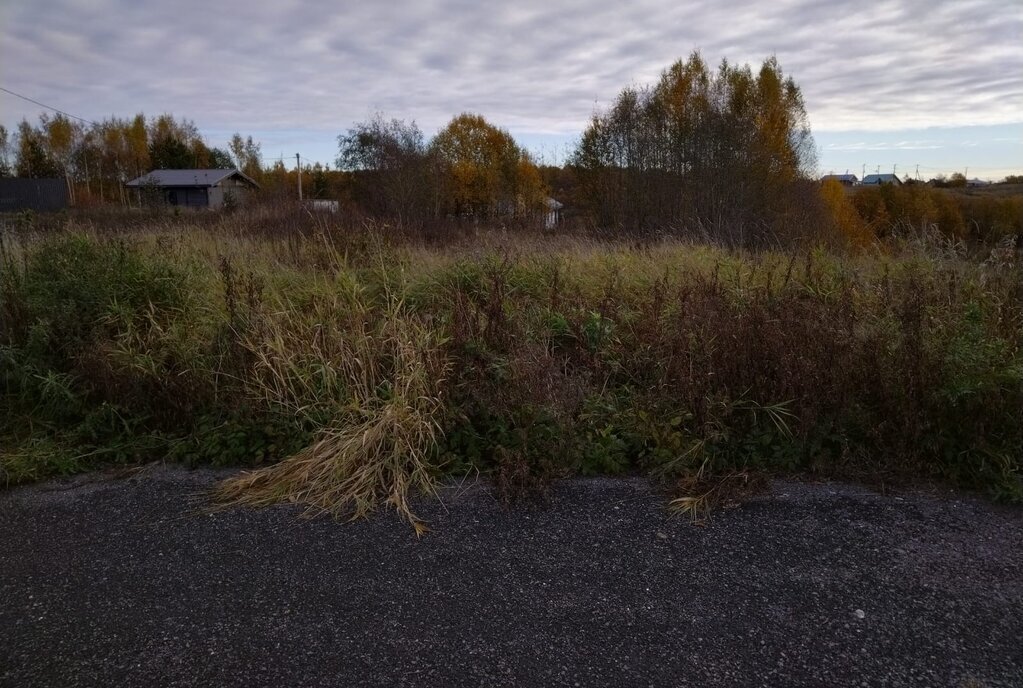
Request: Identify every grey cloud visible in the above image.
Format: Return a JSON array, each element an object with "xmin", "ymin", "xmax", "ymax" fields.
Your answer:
[{"xmin": 0, "ymin": 0, "xmax": 1020, "ymax": 140}]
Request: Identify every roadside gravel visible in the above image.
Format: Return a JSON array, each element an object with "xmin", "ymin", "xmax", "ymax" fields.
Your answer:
[{"xmin": 2, "ymin": 466, "xmax": 1021, "ymax": 687}]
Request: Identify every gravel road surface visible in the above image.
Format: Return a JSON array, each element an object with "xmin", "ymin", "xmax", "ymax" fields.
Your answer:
[{"xmin": 2, "ymin": 466, "xmax": 1021, "ymax": 687}]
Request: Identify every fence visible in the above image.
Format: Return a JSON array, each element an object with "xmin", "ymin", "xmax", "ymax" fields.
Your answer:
[{"xmin": 0, "ymin": 178, "xmax": 70, "ymax": 212}]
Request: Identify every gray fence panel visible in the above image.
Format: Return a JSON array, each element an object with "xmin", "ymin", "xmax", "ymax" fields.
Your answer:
[{"xmin": 0, "ymin": 178, "xmax": 70, "ymax": 212}]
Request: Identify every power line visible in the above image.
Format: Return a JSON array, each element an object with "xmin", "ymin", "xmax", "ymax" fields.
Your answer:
[{"xmin": 0, "ymin": 86, "xmax": 97, "ymax": 126}]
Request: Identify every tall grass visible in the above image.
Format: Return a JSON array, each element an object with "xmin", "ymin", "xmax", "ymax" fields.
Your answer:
[
  {"xmin": 214, "ymin": 287, "xmax": 450, "ymax": 530},
  {"xmin": 2, "ymin": 209, "xmax": 1021, "ymax": 522}
]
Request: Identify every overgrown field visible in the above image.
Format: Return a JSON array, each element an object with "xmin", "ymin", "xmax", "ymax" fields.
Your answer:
[{"xmin": 2, "ymin": 212, "xmax": 1021, "ymax": 524}]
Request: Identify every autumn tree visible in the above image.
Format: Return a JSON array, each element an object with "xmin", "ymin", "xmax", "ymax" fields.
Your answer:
[
  {"xmin": 259, "ymin": 158, "xmax": 293, "ymax": 199},
  {"xmin": 9, "ymin": 114, "xmax": 83, "ymax": 200},
  {"xmin": 93, "ymin": 117, "xmax": 139, "ymax": 202},
  {"xmin": 820, "ymin": 179, "xmax": 872, "ymax": 248},
  {"xmin": 337, "ymin": 115, "xmax": 438, "ymax": 224},
  {"xmin": 125, "ymin": 114, "xmax": 150, "ymax": 178},
  {"xmin": 573, "ymin": 51, "xmax": 818, "ymax": 245},
  {"xmin": 0, "ymin": 125, "xmax": 12, "ymax": 177},
  {"xmin": 147, "ymin": 136, "xmax": 192, "ymax": 168},
  {"xmin": 228, "ymin": 134, "xmax": 262, "ymax": 178},
  {"xmin": 14, "ymin": 120, "xmax": 62, "ymax": 178},
  {"xmin": 852, "ymin": 184, "xmax": 969, "ymax": 240},
  {"xmin": 310, "ymin": 163, "xmax": 330, "ymax": 199},
  {"xmin": 39, "ymin": 114, "xmax": 80, "ymax": 177},
  {"xmin": 8, "ymin": 110, "xmax": 266, "ymax": 205},
  {"xmin": 430, "ymin": 113, "xmax": 545, "ymax": 220},
  {"xmin": 69, "ymin": 125, "xmax": 104, "ymax": 201},
  {"xmin": 144, "ymin": 114, "xmax": 210, "ymax": 169},
  {"xmin": 208, "ymin": 147, "xmax": 234, "ymax": 168}
]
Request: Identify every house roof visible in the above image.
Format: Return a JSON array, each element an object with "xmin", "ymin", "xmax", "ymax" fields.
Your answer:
[
  {"xmin": 861, "ymin": 173, "xmax": 901, "ymax": 185},
  {"xmin": 125, "ymin": 169, "xmax": 259, "ymax": 188},
  {"xmin": 821, "ymin": 174, "xmax": 858, "ymax": 183}
]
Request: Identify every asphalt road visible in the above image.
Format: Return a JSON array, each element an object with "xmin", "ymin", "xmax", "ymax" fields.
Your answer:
[{"xmin": 2, "ymin": 466, "xmax": 1021, "ymax": 687}]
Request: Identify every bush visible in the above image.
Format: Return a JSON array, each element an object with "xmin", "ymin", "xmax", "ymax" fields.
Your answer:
[{"xmin": 1, "ymin": 232, "xmax": 209, "ymax": 482}]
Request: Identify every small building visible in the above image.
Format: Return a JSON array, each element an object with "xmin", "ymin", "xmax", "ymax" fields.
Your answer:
[
  {"xmin": 125, "ymin": 169, "xmax": 259, "ymax": 209},
  {"xmin": 303, "ymin": 199, "xmax": 339, "ymax": 213},
  {"xmin": 0, "ymin": 178, "xmax": 70, "ymax": 212},
  {"xmin": 545, "ymin": 197, "xmax": 564, "ymax": 229},
  {"xmin": 966, "ymin": 178, "xmax": 991, "ymax": 188},
  {"xmin": 861, "ymin": 173, "xmax": 902, "ymax": 186},
  {"xmin": 821, "ymin": 174, "xmax": 858, "ymax": 186}
]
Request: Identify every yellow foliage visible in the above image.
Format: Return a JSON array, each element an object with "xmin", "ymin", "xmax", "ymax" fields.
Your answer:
[
  {"xmin": 820, "ymin": 179, "xmax": 873, "ymax": 248},
  {"xmin": 431, "ymin": 113, "xmax": 546, "ymax": 218}
]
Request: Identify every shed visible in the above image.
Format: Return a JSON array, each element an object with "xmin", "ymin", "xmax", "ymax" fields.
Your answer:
[{"xmin": 125, "ymin": 169, "xmax": 259, "ymax": 208}]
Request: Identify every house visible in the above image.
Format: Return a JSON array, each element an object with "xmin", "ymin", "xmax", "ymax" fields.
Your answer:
[
  {"xmin": 821, "ymin": 174, "xmax": 858, "ymax": 186},
  {"xmin": 0, "ymin": 178, "xmax": 69, "ymax": 212},
  {"xmin": 545, "ymin": 197, "xmax": 564, "ymax": 229},
  {"xmin": 861, "ymin": 173, "xmax": 902, "ymax": 186},
  {"xmin": 966, "ymin": 178, "xmax": 991, "ymax": 188},
  {"xmin": 124, "ymin": 169, "xmax": 259, "ymax": 208}
]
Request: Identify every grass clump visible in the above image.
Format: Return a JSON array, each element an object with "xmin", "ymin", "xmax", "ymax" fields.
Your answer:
[{"xmin": 214, "ymin": 291, "xmax": 450, "ymax": 530}]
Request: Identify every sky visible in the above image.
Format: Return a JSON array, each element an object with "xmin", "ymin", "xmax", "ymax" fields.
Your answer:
[{"xmin": 1, "ymin": 0, "xmax": 1021, "ymax": 180}]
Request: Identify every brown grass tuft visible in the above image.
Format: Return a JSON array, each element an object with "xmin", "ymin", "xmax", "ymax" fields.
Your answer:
[
  {"xmin": 669, "ymin": 462, "xmax": 770, "ymax": 523},
  {"xmin": 213, "ymin": 290, "xmax": 450, "ymax": 532}
]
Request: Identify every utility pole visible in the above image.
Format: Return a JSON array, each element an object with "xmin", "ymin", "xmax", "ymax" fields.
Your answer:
[
  {"xmin": 862, "ymin": 164, "xmax": 866, "ymax": 179},
  {"xmin": 296, "ymin": 153, "xmax": 303, "ymax": 201},
  {"xmin": 915, "ymin": 164, "xmax": 920, "ymax": 180}
]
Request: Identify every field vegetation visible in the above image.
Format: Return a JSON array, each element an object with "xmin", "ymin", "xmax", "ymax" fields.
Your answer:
[{"xmin": 1, "ymin": 206, "xmax": 1020, "ymax": 526}]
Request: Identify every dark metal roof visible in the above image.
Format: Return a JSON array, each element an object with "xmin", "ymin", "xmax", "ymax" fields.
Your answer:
[
  {"xmin": 124, "ymin": 169, "xmax": 259, "ymax": 188},
  {"xmin": 821, "ymin": 174, "xmax": 858, "ymax": 183},
  {"xmin": 861, "ymin": 173, "xmax": 901, "ymax": 185}
]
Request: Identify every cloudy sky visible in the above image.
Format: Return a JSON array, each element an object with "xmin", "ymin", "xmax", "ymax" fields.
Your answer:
[{"xmin": 2, "ymin": 0, "xmax": 1020, "ymax": 179}]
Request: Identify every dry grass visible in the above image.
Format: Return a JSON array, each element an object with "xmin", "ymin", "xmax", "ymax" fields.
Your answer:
[
  {"xmin": 668, "ymin": 460, "xmax": 770, "ymax": 523},
  {"xmin": 213, "ymin": 288, "xmax": 451, "ymax": 532}
]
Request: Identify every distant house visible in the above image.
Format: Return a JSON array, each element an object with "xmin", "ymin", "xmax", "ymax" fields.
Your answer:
[
  {"xmin": 821, "ymin": 174, "xmax": 858, "ymax": 186},
  {"xmin": 0, "ymin": 178, "xmax": 70, "ymax": 212},
  {"xmin": 861, "ymin": 173, "xmax": 902, "ymax": 186},
  {"xmin": 966, "ymin": 178, "xmax": 991, "ymax": 188},
  {"xmin": 125, "ymin": 169, "xmax": 259, "ymax": 208},
  {"xmin": 303, "ymin": 199, "xmax": 339, "ymax": 213},
  {"xmin": 545, "ymin": 197, "xmax": 564, "ymax": 229}
]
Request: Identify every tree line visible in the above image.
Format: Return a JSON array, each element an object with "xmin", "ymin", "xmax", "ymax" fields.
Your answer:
[
  {"xmin": 571, "ymin": 52, "xmax": 819, "ymax": 246},
  {"xmin": 0, "ymin": 113, "xmax": 264, "ymax": 205},
  {"xmin": 335, "ymin": 112, "xmax": 546, "ymax": 226},
  {"xmin": 2, "ymin": 51, "xmax": 1018, "ymax": 247},
  {"xmin": 0, "ymin": 108, "xmax": 547, "ymax": 223}
]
